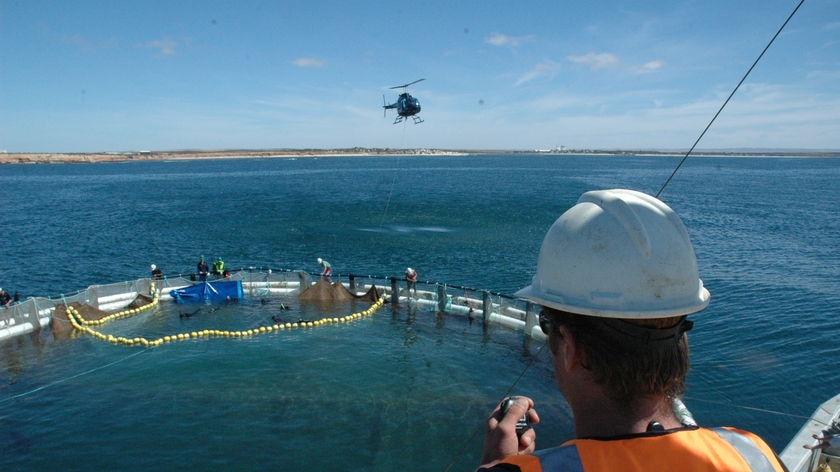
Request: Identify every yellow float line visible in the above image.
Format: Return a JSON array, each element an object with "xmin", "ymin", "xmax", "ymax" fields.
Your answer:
[
  {"xmin": 73, "ymin": 282, "xmax": 161, "ymax": 327},
  {"xmin": 66, "ymin": 294, "xmax": 387, "ymax": 348},
  {"xmin": 72, "ymin": 294, "xmax": 162, "ymax": 326}
]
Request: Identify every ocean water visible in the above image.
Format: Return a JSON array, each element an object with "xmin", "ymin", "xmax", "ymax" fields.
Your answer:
[{"xmin": 0, "ymin": 154, "xmax": 838, "ymax": 470}]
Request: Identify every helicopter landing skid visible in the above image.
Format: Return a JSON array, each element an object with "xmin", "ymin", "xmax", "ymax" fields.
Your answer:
[{"xmin": 393, "ymin": 115, "xmax": 424, "ymax": 125}]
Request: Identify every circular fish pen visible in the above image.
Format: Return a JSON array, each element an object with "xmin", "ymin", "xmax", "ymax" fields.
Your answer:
[{"xmin": 0, "ymin": 268, "xmax": 564, "ymax": 471}]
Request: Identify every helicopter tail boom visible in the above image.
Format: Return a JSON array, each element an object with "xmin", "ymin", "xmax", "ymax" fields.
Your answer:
[{"xmin": 383, "ymin": 94, "xmax": 397, "ymax": 112}]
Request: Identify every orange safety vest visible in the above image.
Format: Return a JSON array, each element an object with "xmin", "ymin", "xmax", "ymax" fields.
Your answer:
[{"xmin": 491, "ymin": 427, "xmax": 786, "ymax": 472}]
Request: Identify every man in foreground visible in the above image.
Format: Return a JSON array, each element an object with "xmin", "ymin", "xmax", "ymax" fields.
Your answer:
[{"xmin": 479, "ymin": 189, "xmax": 786, "ymax": 472}]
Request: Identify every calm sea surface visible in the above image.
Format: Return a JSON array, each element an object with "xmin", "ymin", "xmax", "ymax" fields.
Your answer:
[{"xmin": 1, "ymin": 154, "xmax": 838, "ymax": 470}]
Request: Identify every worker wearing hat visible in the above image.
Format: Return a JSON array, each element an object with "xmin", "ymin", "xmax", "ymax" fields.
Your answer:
[
  {"xmin": 213, "ymin": 257, "xmax": 225, "ymax": 278},
  {"xmin": 0, "ymin": 287, "xmax": 11, "ymax": 308},
  {"xmin": 317, "ymin": 258, "xmax": 332, "ymax": 283},
  {"xmin": 405, "ymin": 267, "xmax": 418, "ymax": 295},
  {"xmin": 197, "ymin": 255, "xmax": 210, "ymax": 281},
  {"xmin": 478, "ymin": 189, "xmax": 785, "ymax": 471}
]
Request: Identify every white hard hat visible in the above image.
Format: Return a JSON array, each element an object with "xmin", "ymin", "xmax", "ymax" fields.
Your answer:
[
  {"xmin": 150, "ymin": 264, "xmax": 157, "ymax": 270},
  {"xmin": 406, "ymin": 267, "xmax": 414, "ymax": 273},
  {"xmin": 516, "ymin": 189, "xmax": 710, "ymax": 319},
  {"xmin": 317, "ymin": 258, "xmax": 322, "ymax": 264}
]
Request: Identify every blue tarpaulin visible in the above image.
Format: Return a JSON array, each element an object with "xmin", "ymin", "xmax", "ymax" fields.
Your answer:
[{"xmin": 170, "ymin": 280, "xmax": 244, "ymax": 304}]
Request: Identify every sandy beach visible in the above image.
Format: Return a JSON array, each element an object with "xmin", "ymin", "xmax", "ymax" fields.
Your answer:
[
  {"xmin": 0, "ymin": 148, "xmax": 476, "ymax": 165},
  {"xmin": 1, "ymin": 148, "xmax": 837, "ymax": 164}
]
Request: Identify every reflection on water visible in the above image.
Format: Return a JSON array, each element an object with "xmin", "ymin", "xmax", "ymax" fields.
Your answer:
[{"xmin": 356, "ymin": 225, "xmax": 456, "ymax": 234}]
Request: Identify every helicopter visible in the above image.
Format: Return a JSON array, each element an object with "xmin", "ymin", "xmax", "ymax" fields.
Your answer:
[{"xmin": 383, "ymin": 78, "xmax": 425, "ymax": 124}]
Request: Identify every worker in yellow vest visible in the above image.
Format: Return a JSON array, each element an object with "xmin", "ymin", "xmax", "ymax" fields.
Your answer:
[{"xmin": 213, "ymin": 257, "xmax": 225, "ymax": 278}]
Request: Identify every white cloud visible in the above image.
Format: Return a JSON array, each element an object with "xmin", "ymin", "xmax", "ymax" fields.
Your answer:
[
  {"xmin": 515, "ymin": 61, "xmax": 559, "ymax": 86},
  {"xmin": 143, "ymin": 39, "xmax": 177, "ymax": 57},
  {"xmin": 64, "ymin": 34, "xmax": 95, "ymax": 52},
  {"xmin": 291, "ymin": 57, "xmax": 325, "ymax": 68},
  {"xmin": 64, "ymin": 34, "xmax": 120, "ymax": 53},
  {"xmin": 485, "ymin": 33, "xmax": 530, "ymax": 48},
  {"xmin": 567, "ymin": 52, "xmax": 619, "ymax": 70},
  {"xmin": 634, "ymin": 60, "xmax": 665, "ymax": 73},
  {"xmin": 534, "ymin": 83, "xmax": 840, "ymax": 150},
  {"xmin": 565, "ymin": 54, "xmax": 664, "ymax": 75}
]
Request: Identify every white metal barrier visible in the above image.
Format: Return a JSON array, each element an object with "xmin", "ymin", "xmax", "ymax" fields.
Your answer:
[{"xmin": 0, "ymin": 269, "xmax": 543, "ymax": 344}]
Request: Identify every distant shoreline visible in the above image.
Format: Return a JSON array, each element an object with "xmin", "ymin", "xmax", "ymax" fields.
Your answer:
[
  {"xmin": 1, "ymin": 148, "xmax": 838, "ymax": 164},
  {"xmin": 0, "ymin": 148, "xmax": 466, "ymax": 164}
]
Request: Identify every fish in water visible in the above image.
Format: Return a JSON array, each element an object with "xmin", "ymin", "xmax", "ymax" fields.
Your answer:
[
  {"xmin": 179, "ymin": 308, "xmax": 201, "ymax": 319},
  {"xmin": 270, "ymin": 303, "xmax": 291, "ymax": 322}
]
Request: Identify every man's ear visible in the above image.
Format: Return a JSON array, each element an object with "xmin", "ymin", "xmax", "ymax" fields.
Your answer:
[{"xmin": 557, "ymin": 325, "xmax": 579, "ymax": 373}]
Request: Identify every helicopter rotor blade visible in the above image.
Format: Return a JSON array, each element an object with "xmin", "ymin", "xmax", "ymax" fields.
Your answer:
[{"xmin": 389, "ymin": 78, "xmax": 425, "ymax": 90}]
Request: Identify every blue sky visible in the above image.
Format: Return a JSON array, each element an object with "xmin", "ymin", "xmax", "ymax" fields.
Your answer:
[{"xmin": 1, "ymin": 0, "xmax": 838, "ymax": 153}]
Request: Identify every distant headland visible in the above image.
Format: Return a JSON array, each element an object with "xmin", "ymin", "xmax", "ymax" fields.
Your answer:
[
  {"xmin": 0, "ymin": 148, "xmax": 461, "ymax": 165},
  {"xmin": 1, "ymin": 147, "xmax": 837, "ymax": 164}
]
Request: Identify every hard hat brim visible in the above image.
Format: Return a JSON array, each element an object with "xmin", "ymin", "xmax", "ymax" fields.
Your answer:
[{"xmin": 516, "ymin": 280, "xmax": 710, "ymax": 319}]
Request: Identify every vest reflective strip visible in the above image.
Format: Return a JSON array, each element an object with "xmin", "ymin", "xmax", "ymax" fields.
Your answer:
[{"xmin": 712, "ymin": 427, "xmax": 786, "ymax": 472}]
